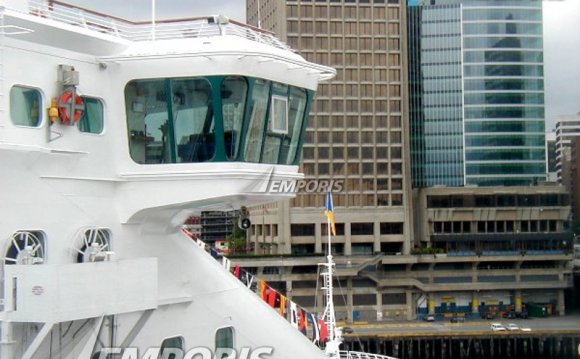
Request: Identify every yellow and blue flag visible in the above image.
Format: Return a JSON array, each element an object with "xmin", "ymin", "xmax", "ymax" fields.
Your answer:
[{"xmin": 324, "ymin": 191, "xmax": 336, "ymax": 236}]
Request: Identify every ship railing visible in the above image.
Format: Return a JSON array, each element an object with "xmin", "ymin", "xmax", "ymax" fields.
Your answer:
[
  {"xmin": 338, "ymin": 350, "xmax": 397, "ymax": 359},
  {"xmin": 26, "ymin": 0, "xmax": 292, "ymax": 50}
]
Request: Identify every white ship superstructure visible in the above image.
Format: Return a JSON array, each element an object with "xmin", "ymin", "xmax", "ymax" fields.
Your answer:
[{"xmin": 0, "ymin": 1, "xmax": 335, "ymax": 358}]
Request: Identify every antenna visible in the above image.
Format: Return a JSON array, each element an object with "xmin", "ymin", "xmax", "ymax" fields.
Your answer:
[
  {"xmin": 257, "ymin": 0, "xmax": 262, "ymax": 29},
  {"xmin": 151, "ymin": 0, "xmax": 156, "ymax": 41}
]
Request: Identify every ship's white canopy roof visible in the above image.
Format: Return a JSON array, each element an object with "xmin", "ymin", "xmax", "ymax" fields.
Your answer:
[{"xmin": 1, "ymin": 1, "xmax": 335, "ymax": 83}]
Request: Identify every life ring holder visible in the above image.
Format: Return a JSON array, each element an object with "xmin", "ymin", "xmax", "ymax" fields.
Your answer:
[{"xmin": 57, "ymin": 89, "xmax": 85, "ymax": 125}]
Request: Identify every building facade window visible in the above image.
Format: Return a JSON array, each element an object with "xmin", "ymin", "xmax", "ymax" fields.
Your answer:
[{"xmin": 291, "ymin": 224, "xmax": 316, "ymax": 236}]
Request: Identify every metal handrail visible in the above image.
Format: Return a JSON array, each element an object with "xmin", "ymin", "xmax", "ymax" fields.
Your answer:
[{"xmin": 25, "ymin": 0, "xmax": 292, "ymax": 50}]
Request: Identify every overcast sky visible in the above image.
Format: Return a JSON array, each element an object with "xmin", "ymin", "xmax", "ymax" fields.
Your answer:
[{"xmin": 65, "ymin": 0, "xmax": 579, "ymax": 131}]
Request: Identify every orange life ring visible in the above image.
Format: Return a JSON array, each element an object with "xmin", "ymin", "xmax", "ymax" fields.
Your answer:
[{"xmin": 58, "ymin": 90, "xmax": 85, "ymax": 125}]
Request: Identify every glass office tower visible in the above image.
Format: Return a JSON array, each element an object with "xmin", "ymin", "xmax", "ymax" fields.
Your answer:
[{"xmin": 409, "ymin": 0, "xmax": 546, "ymax": 187}]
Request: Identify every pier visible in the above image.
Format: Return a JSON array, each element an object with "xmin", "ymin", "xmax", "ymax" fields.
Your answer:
[
  {"xmin": 340, "ymin": 316, "xmax": 580, "ymax": 359},
  {"xmin": 344, "ymin": 330, "xmax": 580, "ymax": 359}
]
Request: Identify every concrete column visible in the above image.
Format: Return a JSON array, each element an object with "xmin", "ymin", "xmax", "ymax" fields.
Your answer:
[
  {"xmin": 344, "ymin": 231, "xmax": 352, "ymax": 256},
  {"xmin": 374, "ymin": 221, "xmax": 381, "ymax": 253},
  {"xmin": 428, "ymin": 294, "xmax": 436, "ymax": 314},
  {"xmin": 314, "ymin": 219, "xmax": 322, "ymax": 253},
  {"xmin": 557, "ymin": 289, "xmax": 565, "ymax": 316},
  {"xmin": 376, "ymin": 292, "xmax": 383, "ymax": 321},
  {"xmin": 471, "ymin": 292, "xmax": 479, "ymax": 314},
  {"xmin": 406, "ymin": 290, "xmax": 415, "ymax": 320},
  {"xmin": 344, "ymin": 222, "xmax": 352, "ymax": 255},
  {"xmin": 346, "ymin": 279, "xmax": 353, "ymax": 323},
  {"xmin": 280, "ymin": 201, "xmax": 292, "ymax": 254},
  {"xmin": 514, "ymin": 290, "xmax": 522, "ymax": 312}
]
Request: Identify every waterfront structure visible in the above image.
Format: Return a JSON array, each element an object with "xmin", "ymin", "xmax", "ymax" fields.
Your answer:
[
  {"xmin": 232, "ymin": 184, "xmax": 573, "ymax": 321},
  {"xmin": 240, "ymin": 0, "xmax": 573, "ymax": 322},
  {"xmin": 408, "ymin": 0, "xmax": 547, "ymax": 187},
  {"xmin": 413, "ymin": 185, "xmax": 573, "ymax": 317}
]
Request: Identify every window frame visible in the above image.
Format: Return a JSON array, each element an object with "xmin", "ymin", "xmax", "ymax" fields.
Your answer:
[
  {"xmin": 269, "ymin": 95, "xmax": 289, "ymax": 135},
  {"xmin": 10, "ymin": 85, "xmax": 43, "ymax": 128},
  {"xmin": 78, "ymin": 96, "xmax": 105, "ymax": 135},
  {"xmin": 215, "ymin": 326, "xmax": 235, "ymax": 358},
  {"xmin": 159, "ymin": 335, "xmax": 185, "ymax": 359}
]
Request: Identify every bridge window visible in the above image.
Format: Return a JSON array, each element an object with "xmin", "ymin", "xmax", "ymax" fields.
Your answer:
[
  {"xmin": 172, "ymin": 78, "xmax": 215, "ymax": 163},
  {"xmin": 126, "ymin": 78, "xmax": 214, "ymax": 164},
  {"xmin": 125, "ymin": 76, "xmax": 312, "ymax": 165},
  {"xmin": 244, "ymin": 79, "xmax": 270, "ymax": 162},
  {"xmin": 10, "ymin": 85, "xmax": 42, "ymax": 127},
  {"xmin": 222, "ymin": 77, "xmax": 247, "ymax": 160}
]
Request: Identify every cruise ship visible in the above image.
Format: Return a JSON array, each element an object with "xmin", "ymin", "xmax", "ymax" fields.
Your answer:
[{"xmin": 0, "ymin": 0, "xmax": 348, "ymax": 358}]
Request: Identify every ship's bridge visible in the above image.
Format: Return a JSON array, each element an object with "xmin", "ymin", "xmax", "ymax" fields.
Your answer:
[
  {"xmin": 0, "ymin": 0, "xmax": 335, "ymax": 225},
  {"xmin": 117, "ymin": 72, "xmax": 319, "ymax": 224},
  {"xmin": 125, "ymin": 74, "xmax": 311, "ymax": 167}
]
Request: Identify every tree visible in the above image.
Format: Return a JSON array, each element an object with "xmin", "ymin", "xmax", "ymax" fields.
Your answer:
[{"xmin": 227, "ymin": 220, "xmax": 247, "ymax": 255}]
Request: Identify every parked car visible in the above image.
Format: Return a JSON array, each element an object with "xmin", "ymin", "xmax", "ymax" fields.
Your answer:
[
  {"xmin": 506, "ymin": 323, "xmax": 520, "ymax": 331},
  {"xmin": 343, "ymin": 327, "xmax": 354, "ymax": 334},
  {"xmin": 424, "ymin": 314, "xmax": 436, "ymax": 322},
  {"xmin": 491, "ymin": 323, "xmax": 507, "ymax": 332},
  {"xmin": 450, "ymin": 316, "xmax": 465, "ymax": 323}
]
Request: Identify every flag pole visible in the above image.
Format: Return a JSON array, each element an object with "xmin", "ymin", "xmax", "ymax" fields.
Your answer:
[{"xmin": 322, "ymin": 191, "xmax": 340, "ymax": 356}]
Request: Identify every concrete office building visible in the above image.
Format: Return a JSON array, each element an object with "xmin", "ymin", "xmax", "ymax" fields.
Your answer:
[
  {"xmin": 245, "ymin": 1, "xmax": 413, "ymax": 257},
  {"xmin": 555, "ymin": 114, "xmax": 580, "ymax": 184},
  {"xmin": 570, "ymin": 138, "xmax": 580, "ymax": 222},
  {"xmin": 244, "ymin": 0, "xmax": 414, "ymax": 321},
  {"xmin": 554, "ymin": 114, "xmax": 580, "ymax": 219}
]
